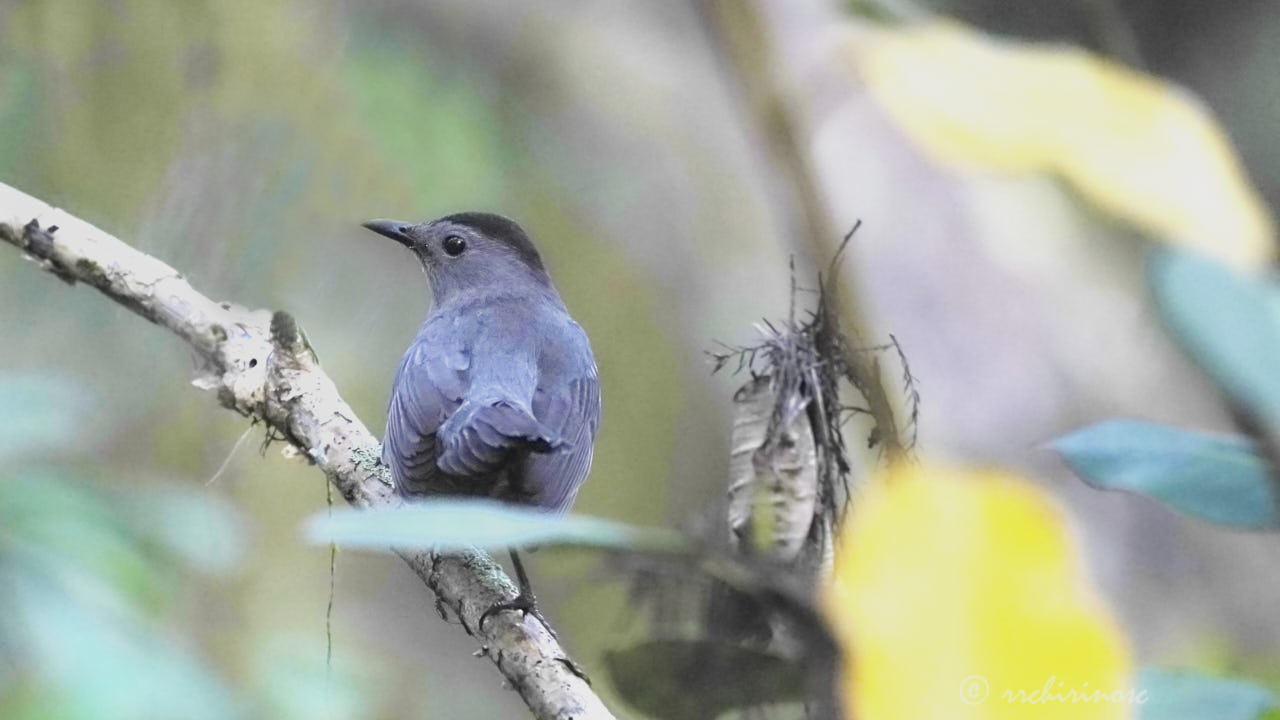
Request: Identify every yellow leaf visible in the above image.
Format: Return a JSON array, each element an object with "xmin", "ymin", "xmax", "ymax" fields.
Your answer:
[
  {"xmin": 849, "ymin": 21, "xmax": 1274, "ymax": 268},
  {"xmin": 824, "ymin": 465, "xmax": 1134, "ymax": 719}
]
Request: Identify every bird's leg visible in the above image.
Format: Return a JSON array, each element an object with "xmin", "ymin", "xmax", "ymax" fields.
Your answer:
[
  {"xmin": 478, "ymin": 549, "xmax": 555, "ymax": 638},
  {"xmin": 509, "ymin": 548, "xmax": 535, "ymax": 599}
]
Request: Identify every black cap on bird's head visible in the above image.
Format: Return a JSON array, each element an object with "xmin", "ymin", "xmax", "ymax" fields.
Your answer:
[
  {"xmin": 439, "ymin": 212, "xmax": 546, "ymax": 272},
  {"xmin": 362, "ymin": 212, "xmax": 552, "ymax": 300}
]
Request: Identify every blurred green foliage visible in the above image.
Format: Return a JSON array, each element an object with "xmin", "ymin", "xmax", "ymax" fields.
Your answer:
[
  {"xmin": 0, "ymin": 373, "xmax": 385, "ymax": 719},
  {"xmin": 1052, "ymin": 249, "xmax": 1280, "ymax": 717},
  {"xmin": 1149, "ymin": 250, "xmax": 1280, "ymax": 430},
  {"xmin": 0, "ymin": 1, "xmax": 686, "ymax": 716},
  {"xmin": 0, "ymin": 374, "xmax": 240, "ymax": 719},
  {"xmin": 1056, "ymin": 250, "xmax": 1280, "ymax": 533}
]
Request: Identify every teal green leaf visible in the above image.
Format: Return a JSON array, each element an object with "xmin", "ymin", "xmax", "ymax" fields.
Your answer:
[
  {"xmin": 249, "ymin": 635, "xmax": 379, "ymax": 720},
  {"xmin": 1138, "ymin": 667, "xmax": 1277, "ymax": 720},
  {"xmin": 305, "ymin": 499, "xmax": 685, "ymax": 553},
  {"xmin": 1052, "ymin": 420, "xmax": 1279, "ymax": 529},
  {"xmin": 0, "ymin": 471, "xmax": 169, "ymax": 610},
  {"xmin": 118, "ymin": 486, "xmax": 246, "ymax": 575},
  {"xmin": 0, "ymin": 470, "xmax": 241, "ymax": 718},
  {"xmin": 1149, "ymin": 249, "xmax": 1280, "ymax": 429},
  {"xmin": 0, "ymin": 373, "xmax": 90, "ymax": 461},
  {"xmin": 10, "ymin": 573, "xmax": 240, "ymax": 720}
]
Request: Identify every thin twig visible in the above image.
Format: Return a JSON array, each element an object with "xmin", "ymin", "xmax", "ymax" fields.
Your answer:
[{"xmin": 326, "ymin": 475, "xmax": 336, "ymax": 675}]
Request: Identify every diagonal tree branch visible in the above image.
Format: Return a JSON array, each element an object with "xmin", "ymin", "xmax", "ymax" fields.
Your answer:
[{"xmin": 0, "ymin": 182, "xmax": 614, "ymax": 720}]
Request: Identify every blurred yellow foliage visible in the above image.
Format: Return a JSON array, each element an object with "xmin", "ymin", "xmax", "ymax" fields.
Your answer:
[
  {"xmin": 824, "ymin": 465, "xmax": 1133, "ymax": 719},
  {"xmin": 849, "ymin": 21, "xmax": 1274, "ymax": 268}
]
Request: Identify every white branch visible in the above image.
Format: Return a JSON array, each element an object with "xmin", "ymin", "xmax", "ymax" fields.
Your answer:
[{"xmin": 0, "ymin": 182, "xmax": 614, "ymax": 720}]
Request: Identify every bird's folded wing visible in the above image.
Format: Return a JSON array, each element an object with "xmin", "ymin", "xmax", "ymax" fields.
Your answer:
[
  {"xmin": 523, "ymin": 375, "xmax": 601, "ymax": 513},
  {"xmin": 435, "ymin": 398, "xmax": 561, "ymax": 477},
  {"xmin": 383, "ymin": 333, "xmax": 467, "ymax": 497}
]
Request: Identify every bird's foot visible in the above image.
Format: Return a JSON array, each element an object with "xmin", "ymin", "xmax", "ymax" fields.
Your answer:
[{"xmin": 478, "ymin": 591, "xmax": 556, "ymax": 639}]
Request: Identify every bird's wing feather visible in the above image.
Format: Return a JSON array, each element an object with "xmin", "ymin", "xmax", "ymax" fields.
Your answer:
[
  {"xmin": 383, "ymin": 322, "xmax": 468, "ymax": 497},
  {"xmin": 435, "ymin": 398, "xmax": 559, "ymax": 476},
  {"xmin": 385, "ymin": 312, "xmax": 562, "ymax": 496},
  {"xmin": 523, "ymin": 373, "xmax": 601, "ymax": 512},
  {"xmin": 385, "ymin": 306, "xmax": 598, "ymax": 510}
]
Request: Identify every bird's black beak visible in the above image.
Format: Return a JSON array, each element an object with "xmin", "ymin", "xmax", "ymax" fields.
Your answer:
[{"xmin": 361, "ymin": 219, "xmax": 413, "ymax": 248}]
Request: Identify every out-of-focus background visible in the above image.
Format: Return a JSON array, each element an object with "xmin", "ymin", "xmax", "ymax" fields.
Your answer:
[{"xmin": 1, "ymin": 0, "xmax": 1277, "ymax": 717}]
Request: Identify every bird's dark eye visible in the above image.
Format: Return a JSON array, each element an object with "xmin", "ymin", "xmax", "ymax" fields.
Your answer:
[{"xmin": 442, "ymin": 235, "xmax": 467, "ymax": 257}]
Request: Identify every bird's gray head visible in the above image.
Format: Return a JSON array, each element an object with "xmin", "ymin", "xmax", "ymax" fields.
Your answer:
[{"xmin": 362, "ymin": 212, "xmax": 551, "ymax": 303}]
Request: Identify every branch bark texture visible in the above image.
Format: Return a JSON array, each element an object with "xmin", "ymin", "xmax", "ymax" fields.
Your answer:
[{"xmin": 0, "ymin": 182, "xmax": 613, "ymax": 720}]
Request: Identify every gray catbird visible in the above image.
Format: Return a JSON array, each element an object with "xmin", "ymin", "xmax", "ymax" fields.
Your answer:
[{"xmin": 363, "ymin": 212, "xmax": 600, "ymax": 626}]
